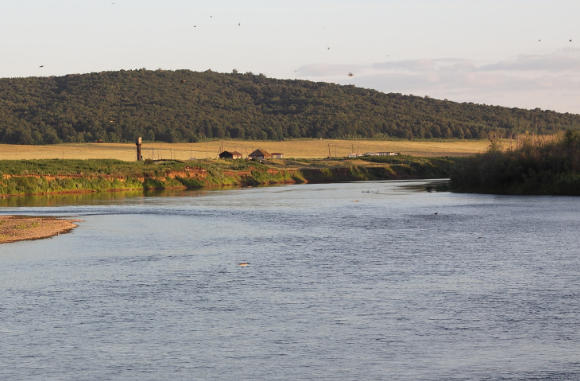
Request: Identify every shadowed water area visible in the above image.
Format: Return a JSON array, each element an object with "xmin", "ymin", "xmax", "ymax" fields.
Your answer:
[{"xmin": 1, "ymin": 180, "xmax": 579, "ymax": 380}]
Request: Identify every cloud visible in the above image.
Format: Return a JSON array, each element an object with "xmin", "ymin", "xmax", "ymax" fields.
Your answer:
[
  {"xmin": 295, "ymin": 64, "xmax": 362, "ymax": 77},
  {"xmin": 372, "ymin": 59, "xmax": 435, "ymax": 72},
  {"xmin": 345, "ymin": 72, "xmax": 580, "ymax": 113},
  {"xmin": 479, "ymin": 49, "xmax": 580, "ymax": 72},
  {"xmin": 294, "ymin": 49, "xmax": 580, "ymax": 113},
  {"xmin": 368, "ymin": 49, "xmax": 580, "ymax": 74},
  {"xmin": 351, "ymin": 71, "xmax": 580, "ymax": 92}
]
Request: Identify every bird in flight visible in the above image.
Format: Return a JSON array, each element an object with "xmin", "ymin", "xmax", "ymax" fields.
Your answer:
[
  {"xmin": 327, "ymin": 47, "xmax": 330, "ymax": 50},
  {"xmin": 570, "ymin": 39, "xmax": 573, "ymax": 42},
  {"xmin": 39, "ymin": 65, "xmax": 44, "ymax": 68},
  {"xmin": 194, "ymin": 25, "xmax": 196, "ymax": 27},
  {"xmin": 238, "ymin": 23, "xmax": 241, "ymax": 26},
  {"xmin": 348, "ymin": 72, "xmax": 354, "ymax": 77}
]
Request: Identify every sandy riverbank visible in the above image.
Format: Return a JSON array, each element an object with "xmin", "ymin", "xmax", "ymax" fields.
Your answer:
[{"xmin": 0, "ymin": 216, "xmax": 81, "ymax": 243}]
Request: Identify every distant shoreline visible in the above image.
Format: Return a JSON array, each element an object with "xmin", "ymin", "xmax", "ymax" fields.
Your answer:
[{"xmin": 0, "ymin": 216, "xmax": 81, "ymax": 244}]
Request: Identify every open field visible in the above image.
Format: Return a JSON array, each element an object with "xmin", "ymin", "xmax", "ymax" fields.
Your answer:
[{"xmin": 0, "ymin": 139, "xmax": 490, "ymax": 161}]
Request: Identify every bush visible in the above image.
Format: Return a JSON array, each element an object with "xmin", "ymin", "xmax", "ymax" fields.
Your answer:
[{"xmin": 450, "ymin": 131, "xmax": 580, "ymax": 194}]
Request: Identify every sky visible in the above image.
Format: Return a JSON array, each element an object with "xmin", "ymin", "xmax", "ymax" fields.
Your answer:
[{"xmin": 2, "ymin": 0, "xmax": 579, "ymax": 113}]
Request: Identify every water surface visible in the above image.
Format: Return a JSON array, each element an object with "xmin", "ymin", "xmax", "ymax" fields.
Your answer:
[{"xmin": 1, "ymin": 180, "xmax": 579, "ymax": 380}]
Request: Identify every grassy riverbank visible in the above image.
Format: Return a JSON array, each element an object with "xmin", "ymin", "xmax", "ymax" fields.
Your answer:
[
  {"xmin": 0, "ymin": 155, "xmax": 456, "ymax": 197},
  {"xmin": 450, "ymin": 131, "xmax": 580, "ymax": 195}
]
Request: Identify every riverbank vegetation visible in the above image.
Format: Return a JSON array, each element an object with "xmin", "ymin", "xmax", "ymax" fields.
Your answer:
[
  {"xmin": 450, "ymin": 131, "xmax": 580, "ymax": 195},
  {"xmin": 0, "ymin": 155, "xmax": 456, "ymax": 197},
  {"xmin": 1, "ymin": 69, "xmax": 579, "ymax": 145}
]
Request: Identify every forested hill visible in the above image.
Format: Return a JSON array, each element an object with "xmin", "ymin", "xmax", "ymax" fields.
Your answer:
[{"xmin": 1, "ymin": 69, "xmax": 579, "ymax": 145}]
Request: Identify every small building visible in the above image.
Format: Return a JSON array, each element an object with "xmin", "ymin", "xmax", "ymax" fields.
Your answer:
[
  {"xmin": 271, "ymin": 153, "xmax": 284, "ymax": 159},
  {"xmin": 377, "ymin": 152, "xmax": 399, "ymax": 156},
  {"xmin": 219, "ymin": 150, "xmax": 243, "ymax": 159},
  {"xmin": 363, "ymin": 152, "xmax": 379, "ymax": 156},
  {"xmin": 248, "ymin": 149, "xmax": 271, "ymax": 161}
]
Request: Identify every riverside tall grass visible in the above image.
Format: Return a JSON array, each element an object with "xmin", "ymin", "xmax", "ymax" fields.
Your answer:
[{"xmin": 450, "ymin": 131, "xmax": 580, "ymax": 195}]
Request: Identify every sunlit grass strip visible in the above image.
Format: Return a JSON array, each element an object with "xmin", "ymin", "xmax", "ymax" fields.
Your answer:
[{"xmin": 0, "ymin": 139, "xmax": 490, "ymax": 161}]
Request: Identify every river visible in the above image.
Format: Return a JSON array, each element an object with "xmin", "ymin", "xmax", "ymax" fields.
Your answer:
[{"xmin": 1, "ymin": 180, "xmax": 579, "ymax": 380}]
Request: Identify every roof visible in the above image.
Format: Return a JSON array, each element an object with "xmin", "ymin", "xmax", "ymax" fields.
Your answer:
[
  {"xmin": 220, "ymin": 150, "xmax": 242, "ymax": 156},
  {"xmin": 270, "ymin": 152, "xmax": 283, "ymax": 155},
  {"xmin": 248, "ymin": 149, "xmax": 271, "ymax": 157}
]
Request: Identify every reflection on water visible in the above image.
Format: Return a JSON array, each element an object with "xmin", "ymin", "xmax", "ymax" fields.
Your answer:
[
  {"xmin": 0, "ymin": 179, "xmax": 441, "ymax": 208},
  {"xmin": 0, "ymin": 187, "xmax": 243, "ymax": 208},
  {"xmin": 0, "ymin": 190, "xmax": 146, "ymax": 208},
  {"xmin": 1, "ymin": 180, "xmax": 579, "ymax": 380}
]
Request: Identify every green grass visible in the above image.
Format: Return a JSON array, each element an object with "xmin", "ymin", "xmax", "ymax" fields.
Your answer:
[{"xmin": 0, "ymin": 156, "xmax": 457, "ymax": 196}]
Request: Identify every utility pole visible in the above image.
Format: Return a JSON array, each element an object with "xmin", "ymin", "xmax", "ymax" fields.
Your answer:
[
  {"xmin": 135, "ymin": 137, "xmax": 142, "ymax": 161},
  {"xmin": 328, "ymin": 143, "xmax": 331, "ymax": 158}
]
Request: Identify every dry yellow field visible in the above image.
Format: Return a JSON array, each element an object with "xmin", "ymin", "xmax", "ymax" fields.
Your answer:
[{"xmin": 0, "ymin": 139, "xmax": 491, "ymax": 161}]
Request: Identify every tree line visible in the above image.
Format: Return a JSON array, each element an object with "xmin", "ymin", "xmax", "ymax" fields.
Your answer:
[{"xmin": 1, "ymin": 68, "xmax": 579, "ymax": 145}]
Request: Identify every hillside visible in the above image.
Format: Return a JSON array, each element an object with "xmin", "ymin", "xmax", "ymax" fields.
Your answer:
[{"xmin": 1, "ymin": 69, "xmax": 580, "ymax": 145}]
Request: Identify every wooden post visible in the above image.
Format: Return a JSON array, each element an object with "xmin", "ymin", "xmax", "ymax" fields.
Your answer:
[{"xmin": 136, "ymin": 137, "xmax": 142, "ymax": 161}]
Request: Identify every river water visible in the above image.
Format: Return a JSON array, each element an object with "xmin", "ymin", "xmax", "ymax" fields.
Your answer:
[{"xmin": 1, "ymin": 180, "xmax": 579, "ymax": 380}]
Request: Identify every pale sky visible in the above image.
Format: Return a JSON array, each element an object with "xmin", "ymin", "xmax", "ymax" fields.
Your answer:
[{"xmin": 2, "ymin": 0, "xmax": 579, "ymax": 112}]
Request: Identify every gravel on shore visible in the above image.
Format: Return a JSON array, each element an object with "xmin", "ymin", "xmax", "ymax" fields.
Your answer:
[{"xmin": 0, "ymin": 216, "xmax": 82, "ymax": 243}]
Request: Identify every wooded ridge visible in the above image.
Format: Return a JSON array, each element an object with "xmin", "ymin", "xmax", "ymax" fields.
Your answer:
[{"xmin": 1, "ymin": 69, "xmax": 579, "ymax": 145}]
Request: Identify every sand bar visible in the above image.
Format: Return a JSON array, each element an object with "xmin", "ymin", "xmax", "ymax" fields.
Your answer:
[{"xmin": 0, "ymin": 216, "xmax": 81, "ymax": 244}]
